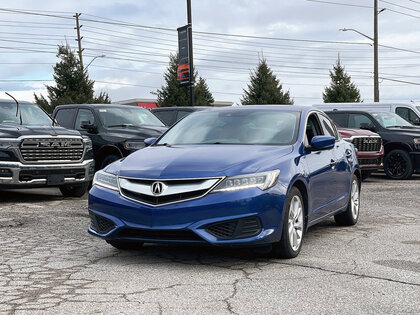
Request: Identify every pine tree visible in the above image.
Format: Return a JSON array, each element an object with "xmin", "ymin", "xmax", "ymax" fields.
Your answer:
[
  {"xmin": 323, "ymin": 58, "xmax": 362, "ymax": 103},
  {"xmin": 154, "ymin": 53, "xmax": 214, "ymax": 107},
  {"xmin": 34, "ymin": 45, "xmax": 110, "ymax": 113},
  {"xmin": 241, "ymin": 59, "xmax": 293, "ymax": 105}
]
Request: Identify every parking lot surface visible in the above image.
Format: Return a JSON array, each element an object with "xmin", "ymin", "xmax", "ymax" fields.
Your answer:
[{"xmin": 1, "ymin": 174, "xmax": 419, "ymax": 314}]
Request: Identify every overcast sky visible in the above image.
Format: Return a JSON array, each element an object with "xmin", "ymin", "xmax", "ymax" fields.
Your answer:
[{"xmin": 1, "ymin": 0, "xmax": 420, "ymax": 105}]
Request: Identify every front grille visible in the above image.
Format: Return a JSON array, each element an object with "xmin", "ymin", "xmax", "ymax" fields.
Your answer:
[
  {"xmin": 207, "ymin": 217, "xmax": 262, "ymax": 240},
  {"xmin": 89, "ymin": 212, "xmax": 116, "ymax": 234},
  {"xmin": 119, "ymin": 227, "xmax": 203, "ymax": 241},
  {"xmin": 20, "ymin": 138, "xmax": 84, "ymax": 162},
  {"xmin": 121, "ymin": 188, "xmax": 208, "ymax": 206},
  {"xmin": 352, "ymin": 137, "xmax": 382, "ymax": 152},
  {"xmin": 119, "ymin": 177, "xmax": 221, "ymax": 206},
  {"xmin": 358, "ymin": 158, "xmax": 382, "ymax": 166}
]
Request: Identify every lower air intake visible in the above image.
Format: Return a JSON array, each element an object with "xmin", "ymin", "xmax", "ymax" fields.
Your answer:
[
  {"xmin": 89, "ymin": 211, "xmax": 116, "ymax": 234},
  {"xmin": 206, "ymin": 217, "xmax": 262, "ymax": 239}
]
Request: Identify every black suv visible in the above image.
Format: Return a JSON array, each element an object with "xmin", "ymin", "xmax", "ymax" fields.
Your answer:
[
  {"xmin": 151, "ymin": 106, "xmax": 211, "ymax": 126},
  {"xmin": 325, "ymin": 110, "xmax": 420, "ymax": 180},
  {"xmin": 53, "ymin": 104, "xmax": 167, "ymax": 169},
  {"xmin": 0, "ymin": 99, "xmax": 94, "ymax": 196}
]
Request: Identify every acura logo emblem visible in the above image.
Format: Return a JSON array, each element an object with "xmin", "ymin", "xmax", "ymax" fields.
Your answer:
[{"xmin": 151, "ymin": 181, "xmax": 167, "ymax": 195}]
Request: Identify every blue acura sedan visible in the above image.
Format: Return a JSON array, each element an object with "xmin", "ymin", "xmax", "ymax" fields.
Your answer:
[{"xmin": 88, "ymin": 106, "xmax": 361, "ymax": 258}]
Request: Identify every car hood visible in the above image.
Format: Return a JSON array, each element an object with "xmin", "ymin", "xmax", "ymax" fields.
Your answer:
[
  {"xmin": 386, "ymin": 126, "xmax": 420, "ymax": 135},
  {"xmin": 0, "ymin": 124, "xmax": 81, "ymax": 138},
  {"xmin": 105, "ymin": 125, "xmax": 167, "ymax": 139},
  {"xmin": 109, "ymin": 144, "xmax": 294, "ymax": 178},
  {"xmin": 337, "ymin": 127, "xmax": 379, "ymax": 138}
]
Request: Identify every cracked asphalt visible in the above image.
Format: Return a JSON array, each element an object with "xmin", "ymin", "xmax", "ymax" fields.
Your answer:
[{"xmin": 1, "ymin": 174, "xmax": 419, "ymax": 314}]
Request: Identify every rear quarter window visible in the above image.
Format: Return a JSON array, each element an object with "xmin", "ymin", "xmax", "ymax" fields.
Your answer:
[{"xmin": 326, "ymin": 112, "xmax": 349, "ymax": 128}]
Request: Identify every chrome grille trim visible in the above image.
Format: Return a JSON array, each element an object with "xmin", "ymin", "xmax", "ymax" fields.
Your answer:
[
  {"xmin": 351, "ymin": 136, "xmax": 382, "ymax": 152},
  {"xmin": 118, "ymin": 176, "xmax": 224, "ymax": 207},
  {"xmin": 19, "ymin": 137, "xmax": 84, "ymax": 163}
]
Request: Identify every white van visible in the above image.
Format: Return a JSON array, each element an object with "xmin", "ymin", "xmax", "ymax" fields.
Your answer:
[{"xmin": 313, "ymin": 103, "xmax": 420, "ymax": 126}]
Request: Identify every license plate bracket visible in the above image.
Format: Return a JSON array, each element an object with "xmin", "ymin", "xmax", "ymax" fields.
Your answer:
[{"xmin": 47, "ymin": 174, "xmax": 65, "ymax": 185}]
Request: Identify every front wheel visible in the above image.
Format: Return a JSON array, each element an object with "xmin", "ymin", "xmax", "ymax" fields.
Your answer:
[
  {"xmin": 271, "ymin": 187, "xmax": 305, "ymax": 259},
  {"xmin": 334, "ymin": 175, "xmax": 360, "ymax": 226},
  {"xmin": 59, "ymin": 182, "xmax": 90, "ymax": 197},
  {"xmin": 384, "ymin": 149, "xmax": 413, "ymax": 180}
]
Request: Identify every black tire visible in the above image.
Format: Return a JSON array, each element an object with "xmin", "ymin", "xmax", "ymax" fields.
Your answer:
[
  {"xmin": 271, "ymin": 187, "xmax": 305, "ymax": 259},
  {"xmin": 361, "ymin": 171, "xmax": 372, "ymax": 181},
  {"xmin": 384, "ymin": 149, "xmax": 413, "ymax": 180},
  {"xmin": 334, "ymin": 174, "xmax": 360, "ymax": 226},
  {"xmin": 59, "ymin": 182, "xmax": 90, "ymax": 197},
  {"xmin": 100, "ymin": 154, "xmax": 120, "ymax": 169},
  {"xmin": 106, "ymin": 240, "xmax": 144, "ymax": 250}
]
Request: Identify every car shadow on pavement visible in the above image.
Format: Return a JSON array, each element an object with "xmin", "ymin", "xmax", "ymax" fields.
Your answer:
[{"xmin": 0, "ymin": 188, "xmax": 87, "ymax": 203}]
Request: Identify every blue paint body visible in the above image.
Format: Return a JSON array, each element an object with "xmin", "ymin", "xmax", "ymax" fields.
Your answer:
[{"xmin": 88, "ymin": 106, "xmax": 359, "ymax": 246}]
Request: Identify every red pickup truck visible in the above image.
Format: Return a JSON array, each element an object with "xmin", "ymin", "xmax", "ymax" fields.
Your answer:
[{"xmin": 337, "ymin": 127, "xmax": 384, "ymax": 180}]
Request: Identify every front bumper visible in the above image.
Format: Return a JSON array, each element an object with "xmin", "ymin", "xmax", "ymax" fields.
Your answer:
[
  {"xmin": 0, "ymin": 159, "xmax": 95, "ymax": 188},
  {"xmin": 88, "ymin": 184, "xmax": 287, "ymax": 246},
  {"xmin": 356, "ymin": 146, "xmax": 384, "ymax": 170}
]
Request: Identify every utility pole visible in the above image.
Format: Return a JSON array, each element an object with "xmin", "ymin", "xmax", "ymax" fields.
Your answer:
[
  {"xmin": 187, "ymin": 0, "xmax": 194, "ymax": 106},
  {"xmin": 373, "ymin": 0, "xmax": 379, "ymax": 102},
  {"xmin": 74, "ymin": 13, "xmax": 84, "ymax": 71}
]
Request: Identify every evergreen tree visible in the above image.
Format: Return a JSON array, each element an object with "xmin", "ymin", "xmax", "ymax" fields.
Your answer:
[
  {"xmin": 241, "ymin": 59, "xmax": 293, "ymax": 105},
  {"xmin": 154, "ymin": 53, "xmax": 214, "ymax": 106},
  {"xmin": 323, "ymin": 58, "xmax": 362, "ymax": 103},
  {"xmin": 34, "ymin": 45, "xmax": 110, "ymax": 113}
]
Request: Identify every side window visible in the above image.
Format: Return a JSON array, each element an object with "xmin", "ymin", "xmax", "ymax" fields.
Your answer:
[
  {"xmin": 396, "ymin": 107, "xmax": 409, "ymax": 122},
  {"xmin": 75, "ymin": 109, "xmax": 95, "ymax": 130},
  {"xmin": 176, "ymin": 110, "xmax": 192, "ymax": 121},
  {"xmin": 306, "ymin": 114, "xmax": 323, "ymax": 144},
  {"xmin": 319, "ymin": 114, "xmax": 338, "ymax": 139},
  {"xmin": 348, "ymin": 114, "xmax": 375, "ymax": 129},
  {"xmin": 327, "ymin": 112, "xmax": 349, "ymax": 128},
  {"xmin": 408, "ymin": 109, "xmax": 420, "ymax": 124},
  {"xmin": 153, "ymin": 110, "xmax": 176, "ymax": 126},
  {"xmin": 54, "ymin": 108, "xmax": 76, "ymax": 129}
]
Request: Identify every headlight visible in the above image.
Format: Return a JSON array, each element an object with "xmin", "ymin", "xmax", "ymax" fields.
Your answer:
[
  {"xmin": 82, "ymin": 136, "xmax": 92, "ymax": 148},
  {"xmin": 93, "ymin": 170, "xmax": 118, "ymax": 191},
  {"xmin": 124, "ymin": 140, "xmax": 144, "ymax": 150},
  {"xmin": 0, "ymin": 139, "xmax": 19, "ymax": 149},
  {"xmin": 212, "ymin": 170, "xmax": 280, "ymax": 193}
]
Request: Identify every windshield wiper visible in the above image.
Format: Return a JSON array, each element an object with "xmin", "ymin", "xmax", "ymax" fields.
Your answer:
[
  {"xmin": 386, "ymin": 125, "xmax": 412, "ymax": 129},
  {"xmin": 107, "ymin": 124, "xmax": 136, "ymax": 128}
]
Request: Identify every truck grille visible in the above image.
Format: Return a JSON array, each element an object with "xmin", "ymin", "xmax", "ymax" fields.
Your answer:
[
  {"xmin": 19, "ymin": 138, "xmax": 84, "ymax": 162},
  {"xmin": 352, "ymin": 137, "xmax": 382, "ymax": 152}
]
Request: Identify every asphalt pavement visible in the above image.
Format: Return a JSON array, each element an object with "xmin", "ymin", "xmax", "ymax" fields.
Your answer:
[{"xmin": 1, "ymin": 174, "xmax": 419, "ymax": 314}]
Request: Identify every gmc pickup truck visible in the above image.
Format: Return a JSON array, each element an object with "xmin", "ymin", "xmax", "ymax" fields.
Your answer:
[{"xmin": 0, "ymin": 99, "xmax": 95, "ymax": 196}]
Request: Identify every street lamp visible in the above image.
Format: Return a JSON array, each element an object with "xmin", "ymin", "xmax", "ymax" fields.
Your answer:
[
  {"xmin": 84, "ymin": 54, "xmax": 106, "ymax": 72},
  {"xmin": 339, "ymin": 28, "xmax": 378, "ymax": 102}
]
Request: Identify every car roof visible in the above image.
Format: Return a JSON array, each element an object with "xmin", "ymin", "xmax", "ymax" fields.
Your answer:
[
  {"xmin": 324, "ymin": 110, "xmax": 389, "ymax": 114},
  {"xmin": 152, "ymin": 106, "xmax": 212, "ymax": 111},
  {"xmin": 54, "ymin": 104, "xmax": 149, "ymax": 110}
]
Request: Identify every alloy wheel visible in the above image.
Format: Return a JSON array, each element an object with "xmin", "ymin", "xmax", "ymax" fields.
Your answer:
[
  {"xmin": 288, "ymin": 195, "xmax": 304, "ymax": 251},
  {"xmin": 350, "ymin": 179, "xmax": 360, "ymax": 220},
  {"xmin": 387, "ymin": 153, "xmax": 407, "ymax": 177}
]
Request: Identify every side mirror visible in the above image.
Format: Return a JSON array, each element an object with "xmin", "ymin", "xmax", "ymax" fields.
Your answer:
[
  {"xmin": 144, "ymin": 137, "xmax": 157, "ymax": 146},
  {"xmin": 310, "ymin": 136, "xmax": 335, "ymax": 151},
  {"xmin": 359, "ymin": 123, "xmax": 376, "ymax": 132},
  {"xmin": 80, "ymin": 121, "xmax": 97, "ymax": 133}
]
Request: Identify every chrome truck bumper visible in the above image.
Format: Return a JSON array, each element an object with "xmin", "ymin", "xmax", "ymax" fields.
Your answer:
[{"xmin": 0, "ymin": 159, "xmax": 95, "ymax": 187}]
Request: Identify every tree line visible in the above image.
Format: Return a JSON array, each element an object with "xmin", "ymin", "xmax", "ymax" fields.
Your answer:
[{"xmin": 35, "ymin": 45, "xmax": 362, "ymax": 112}]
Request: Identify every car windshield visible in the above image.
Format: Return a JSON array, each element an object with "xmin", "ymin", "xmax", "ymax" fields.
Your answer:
[
  {"xmin": 156, "ymin": 109, "xmax": 300, "ymax": 145},
  {"xmin": 98, "ymin": 107, "xmax": 165, "ymax": 128},
  {"xmin": 371, "ymin": 112, "xmax": 413, "ymax": 128},
  {"xmin": 0, "ymin": 102, "xmax": 52, "ymax": 126}
]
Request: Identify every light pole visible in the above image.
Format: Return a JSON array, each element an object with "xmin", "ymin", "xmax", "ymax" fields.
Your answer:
[
  {"xmin": 84, "ymin": 55, "xmax": 106, "ymax": 72},
  {"xmin": 339, "ymin": 28, "xmax": 379, "ymax": 102}
]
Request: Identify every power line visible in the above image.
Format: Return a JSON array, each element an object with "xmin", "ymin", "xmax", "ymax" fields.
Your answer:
[
  {"xmin": 380, "ymin": 0, "xmax": 420, "ymax": 13},
  {"xmin": 305, "ymin": 0, "xmax": 375, "ymax": 9}
]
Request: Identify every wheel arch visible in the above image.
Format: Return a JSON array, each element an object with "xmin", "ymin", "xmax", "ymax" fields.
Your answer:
[
  {"xmin": 289, "ymin": 178, "xmax": 309, "ymax": 231},
  {"xmin": 97, "ymin": 145, "xmax": 123, "ymax": 168},
  {"xmin": 384, "ymin": 142, "xmax": 412, "ymax": 155}
]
